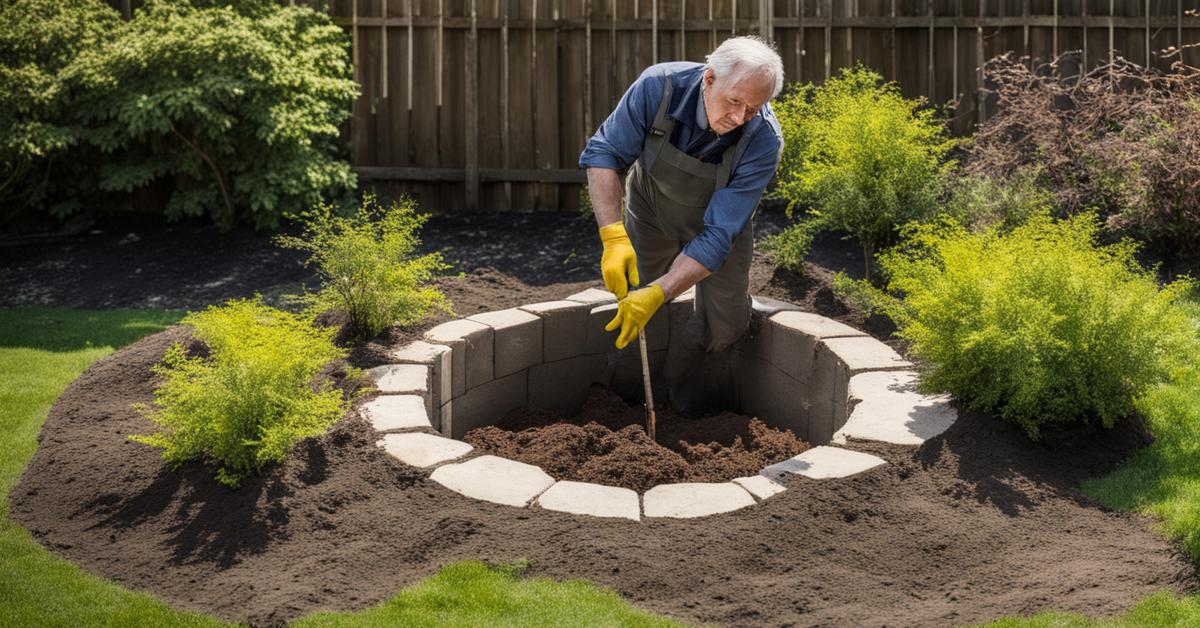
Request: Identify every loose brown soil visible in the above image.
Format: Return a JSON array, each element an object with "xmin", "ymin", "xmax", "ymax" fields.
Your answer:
[
  {"xmin": 464, "ymin": 386, "xmax": 809, "ymax": 492},
  {"xmin": 7, "ymin": 209, "xmax": 1200, "ymax": 627}
]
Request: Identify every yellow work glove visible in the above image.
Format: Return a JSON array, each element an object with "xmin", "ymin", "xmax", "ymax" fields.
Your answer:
[
  {"xmin": 598, "ymin": 221, "xmax": 639, "ymax": 299},
  {"xmin": 605, "ymin": 284, "xmax": 666, "ymax": 350}
]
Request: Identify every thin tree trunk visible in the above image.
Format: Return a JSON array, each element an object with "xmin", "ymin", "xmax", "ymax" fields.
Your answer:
[{"xmin": 168, "ymin": 122, "xmax": 235, "ymax": 231}]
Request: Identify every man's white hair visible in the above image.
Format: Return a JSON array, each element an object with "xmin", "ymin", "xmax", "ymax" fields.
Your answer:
[{"xmin": 704, "ymin": 35, "xmax": 785, "ymax": 99}]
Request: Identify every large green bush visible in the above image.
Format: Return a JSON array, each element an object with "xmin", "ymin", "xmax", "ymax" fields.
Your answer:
[
  {"xmin": 866, "ymin": 212, "xmax": 1196, "ymax": 438},
  {"xmin": 770, "ymin": 64, "xmax": 958, "ymax": 279},
  {"xmin": 0, "ymin": 0, "xmax": 121, "ymax": 226},
  {"xmin": 2, "ymin": 0, "xmax": 360, "ymax": 232},
  {"xmin": 131, "ymin": 296, "xmax": 352, "ymax": 487},
  {"xmin": 274, "ymin": 192, "xmax": 452, "ymax": 340}
]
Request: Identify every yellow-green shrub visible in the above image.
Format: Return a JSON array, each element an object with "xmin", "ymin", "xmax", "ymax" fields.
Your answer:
[
  {"xmin": 275, "ymin": 192, "xmax": 451, "ymax": 340},
  {"xmin": 868, "ymin": 212, "xmax": 1196, "ymax": 438},
  {"xmin": 131, "ymin": 296, "xmax": 350, "ymax": 487}
]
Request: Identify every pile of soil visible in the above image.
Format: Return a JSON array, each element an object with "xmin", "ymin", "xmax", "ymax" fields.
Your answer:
[{"xmin": 464, "ymin": 386, "xmax": 809, "ymax": 492}]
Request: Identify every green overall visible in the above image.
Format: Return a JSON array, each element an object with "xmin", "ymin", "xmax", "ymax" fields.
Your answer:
[{"xmin": 623, "ymin": 75, "xmax": 755, "ymax": 412}]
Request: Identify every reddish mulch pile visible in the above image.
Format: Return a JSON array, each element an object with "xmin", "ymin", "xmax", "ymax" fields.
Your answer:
[
  {"xmin": 8, "ymin": 222, "xmax": 1200, "ymax": 627},
  {"xmin": 464, "ymin": 386, "xmax": 809, "ymax": 492}
]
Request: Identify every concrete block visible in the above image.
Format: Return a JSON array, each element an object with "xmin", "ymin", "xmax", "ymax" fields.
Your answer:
[
  {"xmin": 359, "ymin": 395, "xmax": 432, "ymax": 432},
  {"xmin": 424, "ymin": 319, "xmax": 494, "ymax": 394},
  {"xmin": 739, "ymin": 295, "xmax": 804, "ymax": 360},
  {"xmin": 833, "ymin": 371, "xmax": 957, "ymax": 445},
  {"xmin": 438, "ymin": 400, "xmax": 452, "ymax": 437},
  {"xmin": 376, "ymin": 432, "xmax": 473, "ymax": 468},
  {"xmin": 388, "ymin": 341, "xmax": 451, "ymax": 414},
  {"xmin": 518, "ymin": 300, "xmax": 589, "ymax": 363},
  {"xmin": 565, "ymin": 287, "xmax": 617, "ymax": 305},
  {"xmin": 528, "ymin": 354, "xmax": 608, "ymax": 415},
  {"xmin": 367, "ymin": 364, "xmax": 431, "ymax": 417},
  {"xmin": 642, "ymin": 482, "xmax": 756, "ymax": 518},
  {"xmin": 760, "ymin": 446, "xmax": 886, "ymax": 482},
  {"xmin": 468, "ymin": 309, "xmax": 543, "ymax": 378},
  {"xmin": 587, "ymin": 302, "xmax": 668, "ymax": 355},
  {"xmin": 535, "ymin": 481, "xmax": 640, "ymax": 521},
  {"xmin": 430, "ymin": 455, "xmax": 556, "ymax": 508},
  {"xmin": 769, "ymin": 311, "xmax": 867, "ymax": 383},
  {"xmin": 609, "ymin": 349, "xmax": 666, "ymax": 404},
  {"xmin": 733, "ymin": 351, "xmax": 811, "ymax": 442},
  {"xmin": 732, "ymin": 475, "xmax": 787, "ymax": 500},
  {"xmin": 448, "ymin": 370, "xmax": 528, "ymax": 438},
  {"xmin": 667, "ymin": 295, "xmax": 697, "ymax": 353}
]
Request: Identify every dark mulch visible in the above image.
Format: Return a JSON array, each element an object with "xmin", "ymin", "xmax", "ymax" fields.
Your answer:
[{"xmin": 7, "ymin": 205, "xmax": 1200, "ymax": 627}]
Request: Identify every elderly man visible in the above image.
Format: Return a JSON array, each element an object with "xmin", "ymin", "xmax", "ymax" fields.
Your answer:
[{"xmin": 579, "ymin": 36, "xmax": 785, "ymax": 416}]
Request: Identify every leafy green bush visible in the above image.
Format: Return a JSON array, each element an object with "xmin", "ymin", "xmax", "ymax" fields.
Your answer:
[
  {"xmin": 863, "ymin": 212, "xmax": 1197, "ymax": 438},
  {"xmin": 770, "ymin": 64, "xmax": 958, "ymax": 279},
  {"xmin": 0, "ymin": 0, "xmax": 121, "ymax": 225},
  {"xmin": 944, "ymin": 165, "xmax": 1054, "ymax": 233},
  {"xmin": 59, "ymin": 0, "xmax": 359, "ymax": 231},
  {"xmin": 274, "ymin": 192, "xmax": 452, "ymax": 340},
  {"xmin": 131, "ymin": 296, "xmax": 351, "ymax": 487},
  {"xmin": 761, "ymin": 218, "xmax": 820, "ymax": 273}
]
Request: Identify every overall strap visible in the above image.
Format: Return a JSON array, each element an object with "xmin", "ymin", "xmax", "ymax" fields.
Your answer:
[
  {"xmin": 714, "ymin": 136, "xmax": 741, "ymax": 189},
  {"xmin": 645, "ymin": 77, "xmax": 674, "ymax": 163}
]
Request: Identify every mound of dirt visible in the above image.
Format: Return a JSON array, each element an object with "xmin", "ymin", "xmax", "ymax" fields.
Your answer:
[{"xmin": 463, "ymin": 387, "xmax": 809, "ymax": 492}]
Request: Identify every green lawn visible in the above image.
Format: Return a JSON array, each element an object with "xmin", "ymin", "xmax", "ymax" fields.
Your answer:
[{"xmin": 0, "ymin": 307, "xmax": 681, "ymax": 628}]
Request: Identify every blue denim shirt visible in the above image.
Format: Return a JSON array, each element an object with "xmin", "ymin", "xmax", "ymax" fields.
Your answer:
[{"xmin": 579, "ymin": 61, "xmax": 784, "ymax": 272}]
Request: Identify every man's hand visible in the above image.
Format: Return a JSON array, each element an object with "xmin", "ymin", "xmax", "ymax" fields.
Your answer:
[
  {"xmin": 605, "ymin": 284, "xmax": 665, "ymax": 349},
  {"xmin": 599, "ymin": 221, "xmax": 639, "ymax": 299}
]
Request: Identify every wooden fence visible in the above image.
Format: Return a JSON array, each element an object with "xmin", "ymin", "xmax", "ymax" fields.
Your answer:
[{"xmin": 108, "ymin": 1, "xmax": 1200, "ymax": 214}]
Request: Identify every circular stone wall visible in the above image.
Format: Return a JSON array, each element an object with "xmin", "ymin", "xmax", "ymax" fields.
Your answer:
[{"xmin": 360, "ymin": 287, "xmax": 957, "ymax": 521}]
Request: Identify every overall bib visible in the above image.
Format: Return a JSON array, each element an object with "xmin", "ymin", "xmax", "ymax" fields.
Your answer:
[{"xmin": 623, "ymin": 75, "xmax": 755, "ymax": 413}]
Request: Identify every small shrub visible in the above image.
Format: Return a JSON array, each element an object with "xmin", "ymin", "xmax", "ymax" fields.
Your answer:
[
  {"xmin": 867, "ymin": 212, "xmax": 1197, "ymax": 439},
  {"xmin": 762, "ymin": 218, "xmax": 820, "ymax": 273},
  {"xmin": 130, "ymin": 296, "xmax": 351, "ymax": 487},
  {"xmin": 771, "ymin": 64, "xmax": 958, "ymax": 279},
  {"xmin": 943, "ymin": 165, "xmax": 1055, "ymax": 233},
  {"xmin": 274, "ymin": 192, "xmax": 452, "ymax": 339}
]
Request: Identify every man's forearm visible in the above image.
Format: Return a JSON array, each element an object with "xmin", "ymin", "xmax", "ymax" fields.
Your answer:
[
  {"xmin": 651, "ymin": 252, "xmax": 710, "ymax": 301},
  {"xmin": 587, "ymin": 167, "xmax": 623, "ymax": 228}
]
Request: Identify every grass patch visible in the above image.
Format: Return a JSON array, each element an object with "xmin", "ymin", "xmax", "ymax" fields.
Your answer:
[
  {"xmin": 980, "ymin": 590, "xmax": 1200, "ymax": 627},
  {"xmin": 0, "ymin": 307, "xmax": 683, "ymax": 628}
]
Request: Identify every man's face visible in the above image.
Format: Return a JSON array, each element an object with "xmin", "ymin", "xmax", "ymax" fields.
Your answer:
[{"xmin": 701, "ymin": 67, "xmax": 772, "ymax": 135}]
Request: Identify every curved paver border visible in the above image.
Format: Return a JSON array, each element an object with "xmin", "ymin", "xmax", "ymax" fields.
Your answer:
[{"xmin": 362, "ymin": 287, "xmax": 957, "ymax": 521}]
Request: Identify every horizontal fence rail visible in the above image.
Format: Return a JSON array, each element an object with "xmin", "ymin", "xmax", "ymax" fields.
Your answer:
[{"xmin": 108, "ymin": 1, "xmax": 1200, "ymax": 214}]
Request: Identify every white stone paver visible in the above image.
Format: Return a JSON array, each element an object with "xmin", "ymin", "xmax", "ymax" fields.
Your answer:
[
  {"xmin": 360, "ymin": 395, "xmax": 431, "ymax": 431},
  {"xmin": 642, "ymin": 483, "xmax": 756, "ymax": 518},
  {"xmin": 367, "ymin": 364, "xmax": 429, "ymax": 395},
  {"xmin": 732, "ymin": 475, "xmax": 787, "ymax": 500},
  {"xmin": 388, "ymin": 340, "xmax": 450, "ymax": 365},
  {"xmin": 821, "ymin": 336, "xmax": 913, "ymax": 372},
  {"xmin": 430, "ymin": 455, "xmax": 555, "ymax": 507},
  {"xmin": 834, "ymin": 371, "xmax": 957, "ymax": 445},
  {"xmin": 565, "ymin": 287, "xmax": 618, "ymax": 304},
  {"xmin": 377, "ymin": 432, "xmax": 473, "ymax": 468},
  {"xmin": 761, "ymin": 446, "xmax": 887, "ymax": 482},
  {"xmin": 535, "ymin": 481, "xmax": 640, "ymax": 521}
]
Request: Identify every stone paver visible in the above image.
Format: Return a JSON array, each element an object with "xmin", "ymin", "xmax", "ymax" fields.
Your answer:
[
  {"xmin": 429, "ymin": 455, "xmax": 555, "ymax": 507},
  {"xmin": 388, "ymin": 340, "xmax": 451, "ymax": 413},
  {"xmin": 519, "ymin": 300, "xmax": 589, "ymax": 362},
  {"xmin": 732, "ymin": 475, "xmax": 787, "ymax": 500},
  {"xmin": 833, "ymin": 371, "xmax": 957, "ymax": 445},
  {"xmin": 565, "ymin": 287, "xmax": 617, "ymax": 305},
  {"xmin": 359, "ymin": 395, "xmax": 432, "ymax": 432},
  {"xmin": 770, "ymin": 311, "xmax": 868, "ymax": 383},
  {"xmin": 760, "ymin": 446, "xmax": 886, "ymax": 482},
  {"xmin": 468, "ymin": 308, "xmax": 543, "ymax": 377},
  {"xmin": 535, "ymin": 481, "xmax": 640, "ymax": 521},
  {"xmin": 642, "ymin": 482, "xmax": 756, "ymax": 518},
  {"xmin": 377, "ymin": 432, "xmax": 473, "ymax": 468},
  {"xmin": 424, "ymin": 319, "xmax": 494, "ymax": 393},
  {"xmin": 367, "ymin": 364, "xmax": 429, "ymax": 395}
]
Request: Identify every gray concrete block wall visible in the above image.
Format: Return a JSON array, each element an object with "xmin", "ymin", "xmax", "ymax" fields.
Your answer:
[
  {"xmin": 467, "ymin": 309, "xmax": 543, "ymax": 378},
  {"xmin": 733, "ymin": 350, "xmax": 812, "ymax": 441},
  {"xmin": 447, "ymin": 370, "xmax": 528, "ymax": 439},
  {"xmin": 387, "ymin": 340, "xmax": 452, "ymax": 428},
  {"xmin": 424, "ymin": 319, "xmax": 494, "ymax": 394},
  {"xmin": 518, "ymin": 300, "xmax": 589, "ymax": 363},
  {"xmin": 528, "ymin": 354, "xmax": 608, "ymax": 415}
]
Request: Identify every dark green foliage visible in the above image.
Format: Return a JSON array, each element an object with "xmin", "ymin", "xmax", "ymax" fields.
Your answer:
[
  {"xmin": 274, "ymin": 192, "xmax": 452, "ymax": 340},
  {"xmin": 131, "ymin": 296, "xmax": 352, "ymax": 488},
  {"xmin": 761, "ymin": 218, "xmax": 820, "ymax": 273},
  {"xmin": 861, "ymin": 212, "xmax": 1197, "ymax": 439}
]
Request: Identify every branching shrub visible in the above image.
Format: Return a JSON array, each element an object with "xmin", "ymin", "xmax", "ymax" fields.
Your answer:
[
  {"xmin": 274, "ymin": 192, "xmax": 452, "ymax": 339},
  {"xmin": 943, "ymin": 165, "xmax": 1055, "ymax": 233},
  {"xmin": 866, "ymin": 212, "xmax": 1197, "ymax": 439},
  {"xmin": 967, "ymin": 50, "xmax": 1200, "ymax": 255},
  {"xmin": 131, "ymin": 296, "xmax": 351, "ymax": 487},
  {"xmin": 770, "ymin": 64, "xmax": 958, "ymax": 279},
  {"xmin": 62, "ymin": 0, "xmax": 359, "ymax": 231},
  {"xmin": 761, "ymin": 218, "xmax": 820, "ymax": 273}
]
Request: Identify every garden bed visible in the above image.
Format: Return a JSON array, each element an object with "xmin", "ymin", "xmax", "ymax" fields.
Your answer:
[{"xmin": 7, "ymin": 209, "xmax": 1199, "ymax": 626}]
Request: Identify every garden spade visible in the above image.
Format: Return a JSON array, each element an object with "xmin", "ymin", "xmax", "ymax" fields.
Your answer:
[{"xmin": 637, "ymin": 328, "xmax": 657, "ymax": 441}]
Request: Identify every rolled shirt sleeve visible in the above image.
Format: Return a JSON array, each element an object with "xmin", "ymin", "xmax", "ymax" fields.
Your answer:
[
  {"xmin": 682, "ymin": 130, "xmax": 783, "ymax": 272},
  {"xmin": 578, "ymin": 69, "xmax": 660, "ymax": 171}
]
